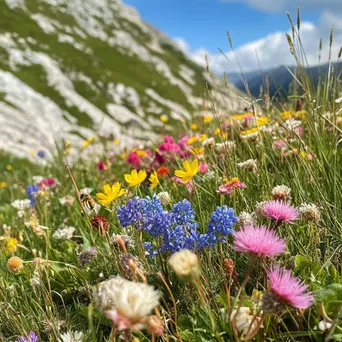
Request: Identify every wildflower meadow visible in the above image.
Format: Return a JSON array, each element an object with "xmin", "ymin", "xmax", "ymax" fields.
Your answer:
[{"xmin": 0, "ymin": 15, "xmax": 342, "ymax": 342}]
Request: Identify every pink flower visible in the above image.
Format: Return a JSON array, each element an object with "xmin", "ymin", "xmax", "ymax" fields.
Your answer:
[
  {"xmin": 127, "ymin": 151, "xmax": 141, "ymax": 168},
  {"xmin": 159, "ymin": 136, "xmax": 181, "ymax": 153},
  {"xmin": 262, "ymin": 200, "xmax": 298, "ymax": 223},
  {"xmin": 217, "ymin": 177, "xmax": 247, "ymax": 195},
  {"xmin": 38, "ymin": 178, "xmax": 56, "ymax": 188},
  {"xmin": 272, "ymin": 140, "xmax": 286, "ymax": 150},
  {"xmin": 233, "ymin": 225, "xmax": 286, "ymax": 257},
  {"xmin": 97, "ymin": 160, "xmax": 105, "ymax": 171},
  {"xmin": 267, "ymin": 266, "xmax": 314, "ymax": 309},
  {"xmin": 105, "ymin": 310, "xmax": 139, "ymax": 331},
  {"xmin": 199, "ymin": 163, "xmax": 209, "ymax": 174}
]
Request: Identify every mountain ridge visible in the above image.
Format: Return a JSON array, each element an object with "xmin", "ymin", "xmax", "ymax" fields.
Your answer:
[{"xmin": 0, "ymin": 0, "xmax": 246, "ymax": 160}]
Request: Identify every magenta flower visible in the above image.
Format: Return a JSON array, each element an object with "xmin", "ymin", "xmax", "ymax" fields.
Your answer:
[
  {"xmin": 233, "ymin": 225, "xmax": 286, "ymax": 257},
  {"xmin": 159, "ymin": 136, "xmax": 181, "ymax": 153},
  {"xmin": 262, "ymin": 200, "xmax": 298, "ymax": 223},
  {"xmin": 267, "ymin": 266, "xmax": 314, "ymax": 309}
]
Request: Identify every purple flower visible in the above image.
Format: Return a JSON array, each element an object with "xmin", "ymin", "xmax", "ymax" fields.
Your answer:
[
  {"xmin": 233, "ymin": 225, "xmax": 286, "ymax": 257},
  {"xmin": 262, "ymin": 200, "xmax": 298, "ymax": 224},
  {"xmin": 37, "ymin": 150, "xmax": 46, "ymax": 158},
  {"xmin": 26, "ymin": 185, "xmax": 39, "ymax": 207},
  {"xmin": 267, "ymin": 265, "xmax": 314, "ymax": 309},
  {"xmin": 16, "ymin": 331, "xmax": 38, "ymax": 342}
]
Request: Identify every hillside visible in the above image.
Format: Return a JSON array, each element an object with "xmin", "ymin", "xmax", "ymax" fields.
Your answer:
[
  {"xmin": 0, "ymin": 0, "xmax": 246, "ymax": 160},
  {"xmin": 228, "ymin": 62, "xmax": 342, "ymax": 99}
]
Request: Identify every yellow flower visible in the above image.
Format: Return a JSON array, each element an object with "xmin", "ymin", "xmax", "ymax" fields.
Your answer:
[
  {"xmin": 214, "ymin": 128, "xmax": 222, "ymax": 135},
  {"xmin": 96, "ymin": 183, "xmax": 125, "ymax": 207},
  {"xmin": 294, "ymin": 110, "xmax": 306, "ymax": 120},
  {"xmin": 124, "ymin": 169, "xmax": 147, "ymax": 187},
  {"xmin": 113, "ymin": 139, "xmax": 120, "ymax": 145},
  {"xmin": 191, "ymin": 123, "xmax": 198, "ymax": 131},
  {"xmin": 7, "ymin": 256, "xmax": 23, "ymax": 273},
  {"xmin": 0, "ymin": 182, "xmax": 7, "ymax": 188},
  {"xmin": 190, "ymin": 147, "xmax": 204, "ymax": 155},
  {"xmin": 174, "ymin": 159, "xmax": 199, "ymax": 183},
  {"xmin": 256, "ymin": 117, "xmax": 269, "ymax": 126},
  {"xmin": 240, "ymin": 127, "xmax": 259, "ymax": 135},
  {"xmin": 203, "ymin": 115, "xmax": 213, "ymax": 124},
  {"xmin": 281, "ymin": 111, "xmax": 293, "ymax": 120},
  {"xmin": 6, "ymin": 165, "xmax": 12, "ymax": 171},
  {"xmin": 199, "ymin": 134, "xmax": 208, "ymax": 142},
  {"xmin": 160, "ymin": 115, "xmax": 168, "ymax": 123},
  {"xmin": 82, "ymin": 136, "xmax": 96, "ymax": 149},
  {"xmin": 64, "ymin": 140, "xmax": 72, "ymax": 156},
  {"xmin": 136, "ymin": 150, "xmax": 148, "ymax": 157},
  {"xmin": 231, "ymin": 113, "xmax": 253, "ymax": 121},
  {"xmin": 187, "ymin": 136, "xmax": 198, "ymax": 145},
  {"xmin": 149, "ymin": 171, "xmax": 159, "ymax": 189},
  {"xmin": 5, "ymin": 238, "xmax": 18, "ymax": 253},
  {"xmin": 120, "ymin": 152, "xmax": 127, "ymax": 160}
]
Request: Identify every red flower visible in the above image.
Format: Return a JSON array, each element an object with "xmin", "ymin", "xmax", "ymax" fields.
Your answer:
[{"xmin": 157, "ymin": 167, "xmax": 169, "ymax": 177}]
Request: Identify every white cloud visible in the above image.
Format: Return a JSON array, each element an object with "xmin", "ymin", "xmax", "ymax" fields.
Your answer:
[
  {"xmin": 175, "ymin": 14, "xmax": 341, "ymax": 73},
  {"xmin": 220, "ymin": 0, "xmax": 342, "ymax": 13}
]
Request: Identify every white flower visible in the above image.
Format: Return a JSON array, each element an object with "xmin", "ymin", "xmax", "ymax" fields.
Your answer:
[
  {"xmin": 169, "ymin": 249, "xmax": 200, "ymax": 281},
  {"xmin": 237, "ymin": 159, "xmax": 258, "ymax": 173},
  {"xmin": 230, "ymin": 307, "xmax": 261, "ymax": 336},
  {"xmin": 237, "ymin": 211, "xmax": 256, "ymax": 228},
  {"xmin": 80, "ymin": 187, "xmax": 93, "ymax": 195},
  {"xmin": 52, "ymin": 226, "xmax": 76, "ymax": 240},
  {"xmin": 240, "ymin": 130, "xmax": 259, "ymax": 140},
  {"xmin": 285, "ymin": 118, "xmax": 302, "ymax": 130},
  {"xmin": 59, "ymin": 331, "xmax": 84, "ymax": 342},
  {"xmin": 201, "ymin": 137, "xmax": 215, "ymax": 147},
  {"xmin": 216, "ymin": 141, "xmax": 235, "ymax": 152},
  {"xmin": 59, "ymin": 195, "xmax": 75, "ymax": 206},
  {"xmin": 11, "ymin": 199, "xmax": 31, "ymax": 217},
  {"xmin": 272, "ymin": 185, "xmax": 291, "ymax": 202},
  {"xmin": 202, "ymin": 170, "xmax": 216, "ymax": 181},
  {"xmin": 30, "ymin": 277, "xmax": 41, "ymax": 287},
  {"xmin": 11, "ymin": 199, "xmax": 31, "ymax": 210},
  {"xmin": 93, "ymin": 277, "xmax": 160, "ymax": 330},
  {"xmin": 157, "ymin": 191, "xmax": 171, "ymax": 205},
  {"xmin": 32, "ymin": 175, "xmax": 44, "ymax": 185},
  {"xmin": 298, "ymin": 203, "xmax": 321, "ymax": 224},
  {"xmin": 318, "ymin": 320, "xmax": 332, "ymax": 332}
]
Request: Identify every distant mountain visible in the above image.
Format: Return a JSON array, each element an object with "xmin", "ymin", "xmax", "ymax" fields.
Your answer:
[
  {"xmin": 0, "ymin": 0, "xmax": 245, "ymax": 160},
  {"xmin": 228, "ymin": 63, "xmax": 342, "ymax": 99}
]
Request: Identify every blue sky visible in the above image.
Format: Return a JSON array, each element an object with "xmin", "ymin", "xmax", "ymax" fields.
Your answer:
[
  {"xmin": 124, "ymin": 0, "xmax": 319, "ymax": 53},
  {"xmin": 124, "ymin": 0, "xmax": 342, "ymax": 72}
]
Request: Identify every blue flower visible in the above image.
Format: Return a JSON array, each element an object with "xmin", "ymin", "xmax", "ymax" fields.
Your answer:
[
  {"xmin": 26, "ymin": 185, "xmax": 39, "ymax": 207},
  {"xmin": 117, "ymin": 197, "xmax": 143, "ymax": 227},
  {"xmin": 207, "ymin": 206, "xmax": 237, "ymax": 242},
  {"xmin": 171, "ymin": 199, "xmax": 195, "ymax": 225},
  {"xmin": 37, "ymin": 150, "xmax": 46, "ymax": 158}
]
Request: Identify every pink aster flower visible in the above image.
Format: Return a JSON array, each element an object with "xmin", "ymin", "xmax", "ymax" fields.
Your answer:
[
  {"xmin": 266, "ymin": 265, "xmax": 314, "ymax": 309},
  {"xmin": 233, "ymin": 225, "xmax": 286, "ymax": 257},
  {"xmin": 262, "ymin": 200, "xmax": 298, "ymax": 223}
]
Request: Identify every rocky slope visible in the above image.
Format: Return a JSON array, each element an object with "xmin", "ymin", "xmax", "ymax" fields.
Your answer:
[{"xmin": 0, "ymin": 0, "xmax": 245, "ymax": 160}]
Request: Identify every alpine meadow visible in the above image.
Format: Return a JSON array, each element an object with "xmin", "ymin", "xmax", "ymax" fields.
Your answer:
[{"xmin": 0, "ymin": 0, "xmax": 341, "ymax": 341}]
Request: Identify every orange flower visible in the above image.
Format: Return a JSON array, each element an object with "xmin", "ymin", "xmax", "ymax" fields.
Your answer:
[{"xmin": 157, "ymin": 167, "xmax": 169, "ymax": 177}]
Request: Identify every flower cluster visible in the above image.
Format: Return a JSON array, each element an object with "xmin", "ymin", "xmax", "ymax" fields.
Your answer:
[{"xmin": 118, "ymin": 196, "xmax": 237, "ymax": 254}]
